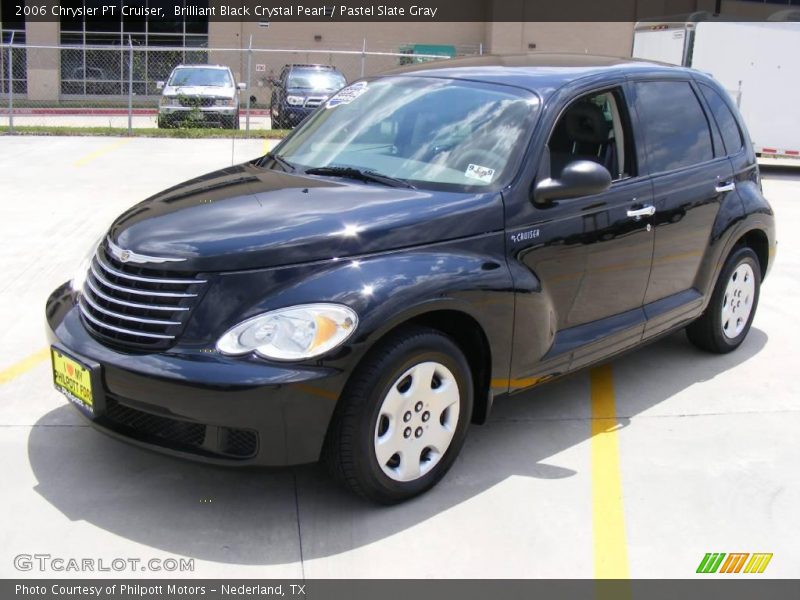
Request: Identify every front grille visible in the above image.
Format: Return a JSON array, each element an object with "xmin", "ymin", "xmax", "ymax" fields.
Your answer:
[
  {"xmin": 304, "ymin": 96, "xmax": 326, "ymax": 108},
  {"xmin": 103, "ymin": 397, "xmax": 259, "ymax": 459},
  {"xmin": 178, "ymin": 96, "xmax": 215, "ymax": 107},
  {"xmin": 78, "ymin": 243, "xmax": 206, "ymax": 350}
]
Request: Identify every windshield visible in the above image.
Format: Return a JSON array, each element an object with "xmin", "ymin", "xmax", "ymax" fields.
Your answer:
[
  {"xmin": 168, "ymin": 68, "xmax": 232, "ymax": 87},
  {"xmin": 274, "ymin": 76, "xmax": 539, "ymax": 191},
  {"xmin": 287, "ymin": 68, "xmax": 346, "ymax": 90}
]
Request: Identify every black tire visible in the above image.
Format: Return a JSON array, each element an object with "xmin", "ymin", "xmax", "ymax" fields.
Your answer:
[
  {"xmin": 323, "ymin": 326, "xmax": 473, "ymax": 504},
  {"xmin": 686, "ymin": 246, "xmax": 761, "ymax": 354}
]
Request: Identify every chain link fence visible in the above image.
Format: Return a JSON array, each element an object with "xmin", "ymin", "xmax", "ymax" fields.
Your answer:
[{"xmin": 0, "ymin": 40, "xmax": 467, "ymax": 132}]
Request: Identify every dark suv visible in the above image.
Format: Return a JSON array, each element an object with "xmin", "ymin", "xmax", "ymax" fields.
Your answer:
[
  {"xmin": 269, "ymin": 64, "xmax": 346, "ymax": 128},
  {"xmin": 47, "ymin": 55, "xmax": 776, "ymax": 504}
]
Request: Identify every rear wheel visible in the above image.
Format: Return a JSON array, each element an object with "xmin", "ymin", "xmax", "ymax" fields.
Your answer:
[
  {"xmin": 687, "ymin": 246, "xmax": 761, "ymax": 353},
  {"xmin": 324, "ymin": 327, "xmax": 473, "ymax": 504}
]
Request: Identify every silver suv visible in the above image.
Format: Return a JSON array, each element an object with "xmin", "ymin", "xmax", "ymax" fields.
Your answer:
[{"xmin": 157, "ymin": 65, "xmax": 245, "ymax": 129}]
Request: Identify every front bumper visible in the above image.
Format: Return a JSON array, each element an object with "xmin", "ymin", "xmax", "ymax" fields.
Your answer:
[
  {"xmin": 46, "ymin": 283, "xmax": 346, "ymax": 467},
  {"xmin": 158, "ymin": 106, "xmax": 236, "ymax": 126},
  {"xmin": 277, "ymin": 105, "xmax": 313, "ymax": 126}
]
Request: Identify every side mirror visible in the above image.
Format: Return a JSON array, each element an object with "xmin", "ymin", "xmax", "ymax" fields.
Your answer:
[
  {"xmin": 533, "ymin": 160, "xmax": 612, "ymax": 206},
  {"xmin": 237, "ymin": 82, "xmax": 247, "ymax": 90},
  {"xmin": 155, "ymin": 81, "xmax": 164, "ymax": 90}
]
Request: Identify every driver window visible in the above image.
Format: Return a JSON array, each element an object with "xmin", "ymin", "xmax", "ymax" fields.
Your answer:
[{"xmin": 548, "ymin": 89, "xmax": 634, "ymax": 182}]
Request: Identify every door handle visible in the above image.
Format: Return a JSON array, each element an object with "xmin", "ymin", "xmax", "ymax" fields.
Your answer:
[
  {"xmin": 626, "ymin": 205, "xmax": 656, "ymax": 219},
  {"xmin": 715, "ymin": 181, "xmax": 735, "ymax": 193}
]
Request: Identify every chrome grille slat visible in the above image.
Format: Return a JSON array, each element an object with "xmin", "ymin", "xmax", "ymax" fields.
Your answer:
[
  {"xmin": 85, "ymin": 278, "xmax": 190, "ymax": 312},
  {"xmin": 95, "ymin": 251, "xmax": 206, "ymax": 284},
  {"xmin": 79, "ymin": 242, "xmax": 207, "ymax": 349},
  {"xmin": 79, "ymin": 304, "xmax": 175, "ymax": 340},
  {"xmin": 81, "ymin": 294, "xmax": 181, "ymax": 326},
  {"xmin": 90, "ymin": 263, "xmax": 198, "ymax": 298}
]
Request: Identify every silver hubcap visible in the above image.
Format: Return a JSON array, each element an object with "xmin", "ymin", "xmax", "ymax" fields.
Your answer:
[
  {"xmin": 374, "ymin": 361, "xmax": 460, "ymax": 482},
  {"xmin": 721, "ymin": 262, "xmax": 755, "ymax": 339}
]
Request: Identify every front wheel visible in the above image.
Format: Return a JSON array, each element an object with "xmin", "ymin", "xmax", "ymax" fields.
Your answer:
[
  {"xmin": 324, "ymin": 327, "xmax": 473, "ymax": 504},
  {"xmin": 686, "ymin": 246, "xmax": 761, "ymax": 353}
]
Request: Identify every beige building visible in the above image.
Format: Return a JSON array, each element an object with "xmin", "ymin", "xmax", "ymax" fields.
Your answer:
[{"xmin": 0, "ymin": 0, "xmax": 794, "ymax": 103}]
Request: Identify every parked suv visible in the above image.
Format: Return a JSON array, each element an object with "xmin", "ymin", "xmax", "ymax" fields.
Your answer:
[
  {"xmin": 47, "ymin": 55, "xmax": 776, "ymax": 503},
  {"xmin": 157, "ymin": 65, "xmax": 245, "ymax": 129},
  {"xmin": 270, "ymin": 64, "xmax": 346, "ymax": 128}
]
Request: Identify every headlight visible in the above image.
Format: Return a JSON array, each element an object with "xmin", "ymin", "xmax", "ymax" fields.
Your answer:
[
  {"xmin": 160, "ymin": 96, "xmax": 179, "ymax": 107},
  {"xmin": 215, "ymin": 97, "xmax": 234, "ymax": 107},
  {"xmin": 216, "ymin": 303, "xmax": 358, "ymax": 361},
  {"xmin": 286, "ymin": 95, "xmax": 305, "ymax": 106},
  {"xmin": 71, "ymin": 235, "xmax": 103, "ymax": 293}
]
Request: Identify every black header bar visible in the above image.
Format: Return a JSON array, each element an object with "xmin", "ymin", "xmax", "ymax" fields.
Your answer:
[{"xmin": 6, "ymin": 0, "xmax": 800, "ymax": 23}]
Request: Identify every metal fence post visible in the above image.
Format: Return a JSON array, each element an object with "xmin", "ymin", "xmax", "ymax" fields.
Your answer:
[
  {"xmin": 360, "ymin": 39, "xmax": 366, "ymax": 78},
  {"xmin": 8, "ymin": 32, "xmax": 14, "ymax": 132},
  {"xmin": 127, "ymin": 36, "xmax": 133, "ymax": 134},
  {"xmin": 245, "ymin": 35, "xmax": 253, "ymax": 132}
]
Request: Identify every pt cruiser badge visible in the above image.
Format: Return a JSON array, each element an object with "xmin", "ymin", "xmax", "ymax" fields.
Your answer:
[{"xmin": 47, "ymin": 54, "xmax": 776, "ymax": 503}]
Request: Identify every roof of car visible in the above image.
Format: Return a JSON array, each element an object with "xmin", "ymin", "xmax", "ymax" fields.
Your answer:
[
  {"xmin": 173, "ymin": 64, "xmax": 230, "ymax": 70},
  {"xmin": 287, "ymin": 64, "xmax": 340, "ymax": 70},
  {"xmin": 385, "ymin": 53, "xmax": 690, "ymax": 95}
]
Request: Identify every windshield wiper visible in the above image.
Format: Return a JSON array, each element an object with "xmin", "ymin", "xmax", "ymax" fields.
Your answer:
[
  {"xmin": 303, "ymin": 166, "xmax": 415, "ymax": 189},
  {"xmin": 258, "ymin": 152, "xmax": 296, "ymax": 172}
]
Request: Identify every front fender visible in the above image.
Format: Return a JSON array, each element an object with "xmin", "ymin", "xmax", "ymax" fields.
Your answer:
[{"xmin": 187, "ymin": 233, "xmax": 515, "ymax": 396}]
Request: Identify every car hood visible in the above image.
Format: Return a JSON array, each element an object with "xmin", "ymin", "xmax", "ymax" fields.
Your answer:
[
  {"xmin": 108, "ymin": 162, "xmax": 503, "ymax": 273},
  {"xmin": 163, "ymin": 85, "xmax": 235, "ymax": 98},
  {"xmin": 287, "ymin": 87, "xmax": 338, "ymax": 95}
]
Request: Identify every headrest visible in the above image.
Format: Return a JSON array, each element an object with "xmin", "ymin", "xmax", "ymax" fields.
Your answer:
[{"xmin": 564, "ymin": 101, "xmax": 611, "ymax": 144}]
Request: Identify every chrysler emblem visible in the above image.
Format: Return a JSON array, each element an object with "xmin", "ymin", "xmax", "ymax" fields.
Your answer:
[{"xmin": 106, "ymin": 237, "xmax": 187, "ymax": 264}]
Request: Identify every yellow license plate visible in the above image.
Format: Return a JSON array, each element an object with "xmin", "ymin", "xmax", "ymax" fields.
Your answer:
[{"xmin": 51, "ymin": 348, "xmax": 93, "ymax": 414}]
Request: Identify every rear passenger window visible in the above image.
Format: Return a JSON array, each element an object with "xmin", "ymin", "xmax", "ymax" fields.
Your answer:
[
  {"xmin": 635, "ymin": 81, "xmax": 714, "ymax": 173},
  {"xmin": 699, "ymin": 83, "xmax": 744, "ymax": 155}
]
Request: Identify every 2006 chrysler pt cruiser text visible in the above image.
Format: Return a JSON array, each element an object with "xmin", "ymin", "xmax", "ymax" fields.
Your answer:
[{"xmin": 47, "ymin": 54, "xmax": 776, "ymax": 503}]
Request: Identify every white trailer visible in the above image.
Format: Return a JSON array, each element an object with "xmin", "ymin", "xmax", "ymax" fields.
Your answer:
[{"xmin": 633, "ymin": 19, "xmax": 800, "ymax": 160}]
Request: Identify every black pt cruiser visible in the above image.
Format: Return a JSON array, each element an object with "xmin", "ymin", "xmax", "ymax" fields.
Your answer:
[{"xmin": 47, "ymin": 54, "xmax": 776, "ymax": 503}]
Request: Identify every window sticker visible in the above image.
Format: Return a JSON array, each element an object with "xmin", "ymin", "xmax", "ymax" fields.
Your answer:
[
  {"xmin": 465, "ymin": 163, "xmax": 496, "ymax": 183},
  {"xmin": 326, "ymin": 81, "xmax": 368, "ymax": 108}
]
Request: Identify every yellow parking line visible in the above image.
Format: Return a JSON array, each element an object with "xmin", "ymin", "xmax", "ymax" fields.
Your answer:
[
  {"xmin": 0, "ymin": 348, "xmax": 50, "ymax": 386},
  {"xmin": 74, "ymin": 138, "xmax": 132, "ymax": 167},
  {"xmin": 590, "ymin": 364, "xmax": 630, "ymax": 579}
]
